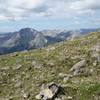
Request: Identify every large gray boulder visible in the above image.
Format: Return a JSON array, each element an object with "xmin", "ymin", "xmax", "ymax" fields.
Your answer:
[
  {"xmin": 36, "ymin": 83, "xmax": 64, "ymax": 100},
  {"xmin": 69, "ymin": 60, "xmax": 86, "ymax": 76}
]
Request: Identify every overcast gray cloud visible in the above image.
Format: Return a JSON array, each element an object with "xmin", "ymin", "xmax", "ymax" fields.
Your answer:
[{"xmin": 0, "ymin": 0, "xmax": 100, "ymax": 20}]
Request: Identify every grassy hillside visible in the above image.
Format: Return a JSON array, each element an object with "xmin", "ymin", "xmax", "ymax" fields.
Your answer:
[{"xmin": 0, "ymin": 32, "xmax": 100, "ymax": 100}]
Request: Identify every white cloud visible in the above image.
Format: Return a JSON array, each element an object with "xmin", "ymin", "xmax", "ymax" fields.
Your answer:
[
  {"xmin": 69, "ymin": 0, "xmax": 100, "ymax": 10},
  {"xmin": 0, "ymin": 0, "xmax": 46, "ymax": 20},
  {"xmin": 0, "ymin": 15, "xmax": 7, "ymax": 20},
  {"xmin": 0, "ymin": 0, "xmax": 100, "ymax": 21},
  {"xmin": 8, "ymin": 0, "xmax": 45, "ymax": 9}
]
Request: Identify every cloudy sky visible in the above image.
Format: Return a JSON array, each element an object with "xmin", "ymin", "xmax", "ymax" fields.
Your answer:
[{"xmin": 0, "ymin": 0, "xmax": 100, "ymax": 32}]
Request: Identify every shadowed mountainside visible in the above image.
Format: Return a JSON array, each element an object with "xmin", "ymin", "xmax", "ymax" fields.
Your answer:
[{"xmin": 0, "ymin": 28, "xmax": 99, "ymax": 55}]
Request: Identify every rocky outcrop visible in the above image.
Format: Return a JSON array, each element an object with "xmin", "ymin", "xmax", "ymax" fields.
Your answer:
[
  {"xmin": 69, "ymin": 60, "xmax": 86, "ymax": 76},
  {"xmin": 36, "ymin": 83, "xmax": 65, "ymax": 100}
]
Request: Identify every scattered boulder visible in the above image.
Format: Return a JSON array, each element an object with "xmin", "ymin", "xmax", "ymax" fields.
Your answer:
[
  {"xmin": 67, "ymin": 96, "xmax": 73, "ymax": 100},
  {"xmin": 58, "ymin": 73, "xmax": 67, "ymax": 78},
  {"xmin": 91, "ymin": 52, "xmax": 100, "ymax": 62},
  {"xmin": 13, "ymin": 64, "xmax": 22, "ymax": 70},
  {"xmin": 63, "ymin": 74, "xmax": 73, "ymax": 83},
  {"xmin": 36, "ymin": 83, "xmax": 65, "ymax": 100},
  {"xmin": 90, "ymin": 43, "xmax": 100, "ymax": 52},
  {"xmin": 69, "ymin": 60, "xmax": 86, "ymax": 76},
  {"xmin": 93, "ymin": 61, "xmax": 98, "ymax": 66},
  {"xmin": 63, "ymin": 76, "xmax": 70, "ymax": 83},
  {"xmin": 90, "ymin": 43, "xmax": 100, "ymax": 62},
  {"xmin": 32, "ymin": 61, "xmax": 42, "ymax": 69},
  {"xmin": 21, "ymin": 90, "xmax": 30, "ymax": 99},
  {"xmin": 36, "ymin": 88, "xmax": 54, "ymax": 100}
]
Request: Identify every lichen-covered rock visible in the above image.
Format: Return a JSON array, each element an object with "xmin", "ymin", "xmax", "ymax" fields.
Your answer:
[
  {"xmin": 58, "ymin": 73, "xmax": 68, "ymax": 78},
  {"xmin": 32, "ymin": 61, "xmax": 42, "ymax": 69},
  {"xmin": 21, "ymin": 90, "xmax": 30, "ymax": 99},
  {"xmin": 90, "ymin": 43, "xmax": 100, "ymax": 52},
  {"xmin": 36, "ymin": 83, "xmax": 65, "ymax": 100},
  {"xmin": 70, "ymin": 60, "xmax": 86, "ymax": 72},
  {"xmin": 63, "ymin": 76, "xmax": 70, "ymax": 83},
  {"xmin": 90, "ymin": 43, "xmax": 100, "ymax": 62},
  {"xmin": 36, "ymin": 88, "xmax": 54, "ymax": 100},
  {"xmin": 69, "ymin": 60, "xmax": 86, "ymax": 76}
]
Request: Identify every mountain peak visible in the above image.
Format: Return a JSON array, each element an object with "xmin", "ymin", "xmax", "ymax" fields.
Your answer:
[
  {"xmin": 19, "ymin": 28, "xmax": 37, "ymax": 34},
  {"xmin": 18, "ymin": 28, "xmax": 38, "ymax": 40}
]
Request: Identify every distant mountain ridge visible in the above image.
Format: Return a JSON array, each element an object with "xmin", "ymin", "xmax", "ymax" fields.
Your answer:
[
  {"xmin": 0, "ymin": 28, "xmax": 99, "ymax": 54},
  {"xmin": 0, "ymin": 28, "xmax": 47, "ymax": 54}
]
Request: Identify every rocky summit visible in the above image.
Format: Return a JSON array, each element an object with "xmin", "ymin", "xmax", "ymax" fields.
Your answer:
[{"xmin": 0, "ymin": 32, "xmax": 100, "ymax": 100}]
